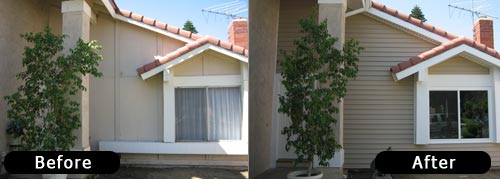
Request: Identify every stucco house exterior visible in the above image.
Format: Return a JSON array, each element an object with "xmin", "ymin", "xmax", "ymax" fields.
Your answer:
[
  {"xmin": 250, "ymin": 0, "xmax": 500, "ymax": 178},
  {"xmin": 0, "ymin": 0, "xmax": 248, "ymax": 168}
]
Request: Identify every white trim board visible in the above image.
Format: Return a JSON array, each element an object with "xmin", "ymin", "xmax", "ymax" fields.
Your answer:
[
  {"xmin": 174, "ymin": 75, "xmax": 242, "ymax": 87},
  {"xmin": 140, "ymin": 43, "xmax": 248, "ymax": 80},
  {"xmin": 99, "ymin": 141, "xmax": 248, "ymax": 155},
  {"xmin": 99, "ymin": 0, "xmax": 192, "ymax": 44},
  {"xmin": 394, "ymin": 44, "xmax": 500, "ymax": 81}
]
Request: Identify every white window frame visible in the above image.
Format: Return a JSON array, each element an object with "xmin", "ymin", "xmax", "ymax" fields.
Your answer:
[
  {"xmin": 174, "ymin": 86, "xmax": 244, "ymax": 142},
  {"xmin": 415, "ymin": 71, "xmax": 497, "ymax": 145},
  {"xmin": 427, "ymin": 88, "xmax": 493, "ymax": 144},
  {"xmin": 158, "ymin": 61, "xmax": 249, "ymax": 155}
]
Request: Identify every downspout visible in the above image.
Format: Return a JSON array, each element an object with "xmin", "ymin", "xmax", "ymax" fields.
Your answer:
[{"xmin": 346, "ymin": 0, "xmax": 371, "ymax": 17}]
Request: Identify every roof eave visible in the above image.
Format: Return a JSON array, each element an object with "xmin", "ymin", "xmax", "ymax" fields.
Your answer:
[
  {"xmin": 393, "ymin": 44, "xmax": 500, "ymax": 81},
  {"xmin": 140, "ymin": 44, "xmax": 248, "ymax": 80},
  {"xmin": 100, "ymin": 0, "xmax": 193, "ymax": 43}
]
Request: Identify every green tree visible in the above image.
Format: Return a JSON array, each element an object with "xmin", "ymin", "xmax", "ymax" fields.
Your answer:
[
  {"xmin": 410, "ymin": 5, "xmax": 427, "ymax": 22},
  {"xmin": 278, "ymin": 12, "xmax": 363, "ymax": 176},
  {"xmin": 4, "ymin": 26, "xmax": 103, "ymax": 151},
  {"xmin": 182, "ymin": 20, "xmax": 198, "ymax": 34}
]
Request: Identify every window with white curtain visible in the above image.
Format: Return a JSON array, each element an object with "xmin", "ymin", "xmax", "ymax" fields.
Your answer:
[{"xmin": 175, "ymin": 87, "xmax": 242, "ymax": 141}]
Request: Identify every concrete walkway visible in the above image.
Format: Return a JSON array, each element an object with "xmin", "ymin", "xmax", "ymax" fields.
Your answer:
[
  {"xmin": 350, "ymin": 168, "xmax": 500, "ymax": 179},
  {"xmin": 255, "ymin": 168, "xmax": 500, "ymax": 179},
  {"xmin": 98, "ymin": 166, "xmax": 248, "ymax": 179}
]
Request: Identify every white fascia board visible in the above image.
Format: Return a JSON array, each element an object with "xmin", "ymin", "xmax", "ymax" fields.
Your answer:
[
  {"xmin": 141, "ymin": 44, "xmax": 248, "ymax": 80},
  {"xmin": 99, "ymin": 141, "xmax": 248, "ymax": 155},
  {"xmin": 113, "ymin": 15, "xmax": 192, "ymax": 43},
  {"xmin": 100, "ymin": 0, "xmax": 192, "ymax": 44},
  {"xmin": 346, "ymin": 8, "xmax": 366, "ymax": 17},
  {"xmin": 140, "ymin": 44, "xmax": 212, "ymax": 80},
  {"xmin": 366, "ymin": 8, "xmax": 449, "ymax": 44},
  {"xmin": 100, "ymin": 0, "xmax": 116, "ymax": 16},
  {"xmin": 394, "ymin": 44, "xmax": 500, "ymax": 80}
]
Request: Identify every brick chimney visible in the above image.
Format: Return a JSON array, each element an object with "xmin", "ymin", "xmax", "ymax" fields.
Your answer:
[
  {"xmin": 228, "ymin": 19, "xmax": 248, "ymax": 49},
  {"xmin": 473, "ymin": 17, "xmax": 494, "ymax": 48}
]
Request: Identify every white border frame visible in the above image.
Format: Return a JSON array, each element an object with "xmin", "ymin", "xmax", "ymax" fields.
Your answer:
[
  {"xmin": 426, "ymin": 87, "xmax": 494, "ymax": 144},
  {"xmin": 415, "ymin": 73, "xmax": 496, "ymax": 145}
]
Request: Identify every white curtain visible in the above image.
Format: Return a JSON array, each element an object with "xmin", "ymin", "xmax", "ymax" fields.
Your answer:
[
  {"xmin": 175, "ymin": 87, "xmax": 242, "ymax": 141},
  {"xmin": 175, "ymin": 88, "xmax": 207, "ymax": 141},
  {"xmin": 208, "ymin": 87, "xmax": 242, "ymax": 140}
]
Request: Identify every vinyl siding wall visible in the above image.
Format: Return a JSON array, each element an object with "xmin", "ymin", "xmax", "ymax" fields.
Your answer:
[
  {"xmin": 276, "ymin": 0, "xmax": 316, "ymax": 72},
  {"xmin": 343, "ymin": 13, "xmax": 500, "ymax": 169},
  {"xmin": 429, "ymin": 56, "xmax": 489, "ymax": 75}
]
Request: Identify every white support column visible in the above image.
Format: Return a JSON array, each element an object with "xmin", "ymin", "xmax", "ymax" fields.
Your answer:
[
  {"xmin": 492, "ymin": 67, "xmax": 500, "ymax": 143},
  {"xmin": 163, "ymin": 69, "xmax": 176, "ymax": 143},
  {"xmin": 62, "ymin": 0, "xmax": 91, "ymax": 151},
  {"xmin": 318, "ymin": 0, "xmax": 347, "ymax": 168},
  {"xmin": 241, "ymin": 62, "xmax": 249, "ymax": 143},
  {"xmin": 415, "ymin": 70, "xmax": 429, "ymax": 144}
]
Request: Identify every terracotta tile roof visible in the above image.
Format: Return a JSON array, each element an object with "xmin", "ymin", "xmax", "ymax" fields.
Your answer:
[
  {"xmin": 116, "ymin": 9, "xmax": 204, "ymax": 41},
  {"xmin": 108, "ymin": 0, "xmax": 249, "ymax": 76},
  {"xmin": 372, "ymin": 1, "xmax": 500, "ymax": 74},
  {"xmin": 371, "ymin": 1, "xmax": 458, "ymax": 40},
  {"xmin": 390, "ymin": 37, "xmax": 500, "ymax": 73},
  {"xmin": 136, "ymin": 36, "xmax": 249, "ymax": 75}
]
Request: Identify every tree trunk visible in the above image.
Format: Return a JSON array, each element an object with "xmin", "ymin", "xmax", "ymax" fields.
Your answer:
[{"xmin": 307, "ymin": 160, "xmax": 313, "ymax": 176}]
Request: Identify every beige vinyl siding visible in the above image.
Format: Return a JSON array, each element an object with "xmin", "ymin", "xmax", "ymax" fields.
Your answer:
[
  {"xmin": 344, "ymin": 13, "xmax": 500, "ymax": 169},
  {"xmin": 429, "ymin": 56, "xmax": 489, "ymax": 74},
  {"xmin": 276, "ymin": 0, "xmax": 316, "ymax": 72}
]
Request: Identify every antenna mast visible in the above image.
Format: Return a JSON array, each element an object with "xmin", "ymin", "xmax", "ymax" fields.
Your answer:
[
  {"xmin": 202, "ymin": 0, "xmax": 248, "ymax": 20},
  {"xmin": 448, "ymin": 4, "xmax": 498, "ymax": 19},
  {"xmin": 448, "ymin": 0, "xmax": 497, "ymax": 33}
]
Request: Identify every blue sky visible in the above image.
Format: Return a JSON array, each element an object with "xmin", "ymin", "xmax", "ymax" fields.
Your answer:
[
  {"xmin": 114, "ymin": 0, "xmax": 248, "ymax": 41},
  {"xmin": 376, "ymin": 0, "xmax": 500, "ymax": 47}
]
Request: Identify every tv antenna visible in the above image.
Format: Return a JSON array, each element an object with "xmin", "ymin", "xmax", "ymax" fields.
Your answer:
[
  {"xmin": 448, "ymin": 0, "xmax": 498, "ymax": 24},
  {"xmin": 202, "ymin": 0, "xmax": 248, "ymax": 22}
]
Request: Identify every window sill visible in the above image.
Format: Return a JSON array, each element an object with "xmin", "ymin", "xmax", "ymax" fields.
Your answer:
[
  {"xmin": 99, "ymin": 140, "xmax": 248, "ymax": 155},
  {"xmin": 427, "ymin": 139, "xmax": 493, "ymax": 144}
]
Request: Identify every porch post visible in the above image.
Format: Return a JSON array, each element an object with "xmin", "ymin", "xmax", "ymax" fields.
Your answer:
[
  {"xmin": 249, "ymin": 0, "xmax": 281, "ymax": 177},
  {"xmin": 318, "ymin": 0, "xmax": 346, "ymax": 171},
  {"xmin": 61, "ymin": 0, "xmax": 91, "ymax": 151}
]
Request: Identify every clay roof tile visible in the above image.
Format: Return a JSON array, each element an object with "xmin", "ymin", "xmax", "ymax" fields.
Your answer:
[
  {"xmin": 179, "ymin": 29, "xmax": 192, "ymax": 38},
  {"xmin": 130, "ymin": 13, "xmax": 142, "ymax": 22},
  {"xmin": 390, "ymin": 66, "xmax": 401, "ymax": 73},
  {"xmin": 219, "ymin": 41, "xmax": 233, "ymax": 50},
  {"xmin": 142, "ymin": 17, "xmax": 155, "ymax": 26}
]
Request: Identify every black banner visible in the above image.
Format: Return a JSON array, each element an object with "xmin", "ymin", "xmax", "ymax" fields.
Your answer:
[
  {"xmin": 375, "ymin": 151, "xmax": 490, "ymax": 174},
  {"xmin": 3, "ymin": 151, "xmax": 120, "ymax": 174}
]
